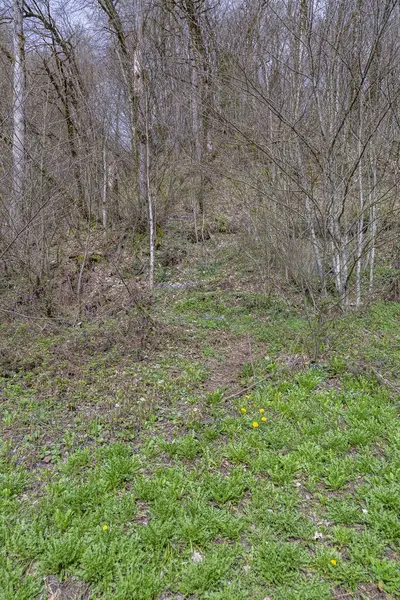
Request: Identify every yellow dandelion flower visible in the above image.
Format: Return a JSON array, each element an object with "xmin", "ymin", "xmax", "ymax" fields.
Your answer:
[
  {"xmin": 261, "ymin": 416, "xmax": 267, "ymax": 422},
  {"xmin": 245, "ymin": 395, "xmax": 251, "ymax": 399},
  {"xmin": 330, "ymin": 559, "xmax": 337, "ymax": 566},
  {"xmin": 103, "ymin": 525, "xmax": 109, "ymax": 531},
  {"xmin": 241, "ymin": 407, "xmax": 247, "ymax": 413},
  {"xmin": 252, "ymin": 421, "xmax": 259, "ymax": 428},
  {"xmin": 259, "ymin": 408, "xmax": 265, "ymax": 413},
  {"xmin": 305, "ymin": 361, "xmax": 310, "ymax": 365}
]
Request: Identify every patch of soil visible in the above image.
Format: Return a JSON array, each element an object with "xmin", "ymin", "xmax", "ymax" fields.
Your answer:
[
  {"xmin": 44, "ymin": 575, "xmax": 90, "ymax": 600},
  {"xmin": 204, "ymin": 337, "xmax": 257, "ymax": 396},
  {"xmin": 324, "ymin": 378, "xmax": 342, "ymax": 391},
  {"xmin": 332, "ymin": 584, "xmax": 394, "ymax": 600}
]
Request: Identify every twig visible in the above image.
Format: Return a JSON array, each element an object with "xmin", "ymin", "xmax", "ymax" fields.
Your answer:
[
  {"xmin": 0, "ymin": 307, "xmax": 58, "ymax": 321},
  {"xmin": 371, "ymin": 367, "xmax": 400, "ymax": 395},
  {"xmin": 223, "ymin": 375, "xmax": 273, "ymax": 402}
]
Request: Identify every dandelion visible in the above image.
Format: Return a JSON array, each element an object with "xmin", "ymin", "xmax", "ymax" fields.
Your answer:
[
  {"xmin": 261, "ymin": 416, "xmax": 267, "ymax": 422},
  {"xmin": 245, "ymin": 395, "xmax": 251, "ymax": 399},
  {"xmin": 241, "ymin": 407, "xmax": 247, "ymax": 413},
  {"xmin": 252, "ymin": 421, "xmax": 259, "ymax": 428},
  {"xmin": 259, "ymin": 408, "xmax": 265, "ymax": 413},
  {"xmin": 305, "ymin": 361, "xmax": 310, "ymax": 365},
  {"xmin": 330, "ymin": 559, "xmax": 337, "ymax": 566},
  {"xmin": 103, "ymin": 525, "xmax": 109, "ymax": 531}
]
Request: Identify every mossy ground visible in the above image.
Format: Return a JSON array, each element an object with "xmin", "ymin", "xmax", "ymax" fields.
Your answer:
[{"xmin": 1, "ymin": 244, "xmax": 400, "ymax": 599}]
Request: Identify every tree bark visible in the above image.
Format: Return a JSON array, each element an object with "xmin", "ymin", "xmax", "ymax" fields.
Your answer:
[{"xmin": 11, "ymin": 0, "xmax": 26, "ymax": 233}]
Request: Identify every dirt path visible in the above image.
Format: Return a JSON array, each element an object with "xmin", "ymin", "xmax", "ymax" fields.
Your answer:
[{"xmin": 204, "ymin": 336, "xmax": 258, "ymax": 396}]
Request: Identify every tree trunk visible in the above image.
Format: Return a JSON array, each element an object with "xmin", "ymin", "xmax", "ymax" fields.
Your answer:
[
  {"xmin": 369, "ymin": 154, "xmax": 377, "ymax": 294},
  {"xmin": 145, "ymin": 96, "xmax": 154, "ymax": 290},
  {"xmin": 11, "ymin": 0, "xmax": 25, "ymax": 234},
  {"xmin": 184, "ymin": 0, "xmax": 212, "ymax": 215},
  {"xmin": 355, "ymin": 125, "xmax": 364, "ymax": 307},
  {"xmin": 135, "ymin": 47, "xmax": 147, "ymax": 226},
  {"xmin": 102, "ymin": 140, "xmax": 108, "ymax": 235}
]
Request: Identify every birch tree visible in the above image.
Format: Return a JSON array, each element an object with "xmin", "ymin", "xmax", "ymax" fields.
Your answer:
[{"xmin": 10, "ymin": 0, "xmax": 25, "ymax": 233}]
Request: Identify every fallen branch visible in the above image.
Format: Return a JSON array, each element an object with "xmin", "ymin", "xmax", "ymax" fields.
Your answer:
[
  {"xmin": 371, "ymin": 367, "xmax": 400, "ymax": 395},
  {"xmin": 223, "ymin": 375, "xmax": 274, "ymax": 402}
]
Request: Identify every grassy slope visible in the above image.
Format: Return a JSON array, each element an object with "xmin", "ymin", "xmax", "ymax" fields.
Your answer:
[{"xmin": 1, "ymin": 240, "xmax": 400, "ymax": 600}]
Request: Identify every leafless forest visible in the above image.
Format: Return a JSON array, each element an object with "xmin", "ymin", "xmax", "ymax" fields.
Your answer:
[{"xmin": 1, "ymin": 0, "xmax": 400, "ymax": 318}]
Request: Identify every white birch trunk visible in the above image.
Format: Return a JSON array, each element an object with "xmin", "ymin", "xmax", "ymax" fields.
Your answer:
[
  {"xmin": 355, "ymin": 10, "xmax": 364, "ymax": 307},
  {"xmin": 11, "ymin": 0, "xmax": 25, "ymax": 233},
  {"xmin": 369, "ymin": 155, "xmax": 377, "ymax": 294},
  {"xmin": 145, "ymin": 97, "xmax": 154, "ymax": 290},
  {"xmin": 134, "ymin": 28, "xmax": 147, "ymax": 221},
  {"xmin": 355, "ymin": 139, "xmax": 364, "ymax": 306}
]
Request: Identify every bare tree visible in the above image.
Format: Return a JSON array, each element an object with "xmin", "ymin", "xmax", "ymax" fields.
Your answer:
[{"xmin": 10, "ymin": 0, "xmax": 25, "ymax": 233}]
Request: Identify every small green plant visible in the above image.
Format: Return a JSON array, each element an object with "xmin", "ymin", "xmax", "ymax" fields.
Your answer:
[
  {"xmin": 256, "ymin": 541, "xmax": 310, "ymax": 585},
  {"xmin": 159, "ymin": 434, "xmax": 202, "ymax": 460},
  {"xmin": 206, "ymin": 389, "xmax": 225, "ymax": 405},
  {"xmin": 2, "ymin": 410, "xmax": 15, "ymax": 426},
  {"xmin": 40, "ymin": 531, "xmax": 84, "ymax": 574}
]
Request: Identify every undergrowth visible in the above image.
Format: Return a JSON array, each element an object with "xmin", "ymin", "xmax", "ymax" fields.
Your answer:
[{"xmin": 1, "ymin": 275, "xmax": 399, "ymax": 599}]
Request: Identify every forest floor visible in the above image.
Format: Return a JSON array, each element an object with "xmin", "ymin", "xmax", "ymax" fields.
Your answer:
[{"xmin": 1, "ymin": 234, "xmax": 400, "ymax": 600}]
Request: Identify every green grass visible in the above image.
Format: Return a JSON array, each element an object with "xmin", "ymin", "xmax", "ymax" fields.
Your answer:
[{"xmin": 1, "ymin": 291, "xmax": 400, "ymax": 599}]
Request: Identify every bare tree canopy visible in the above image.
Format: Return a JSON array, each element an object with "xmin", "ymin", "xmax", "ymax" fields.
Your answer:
[{"xmin": 0, "ymin": 0, "xmax": 399, "ymax": 312}]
